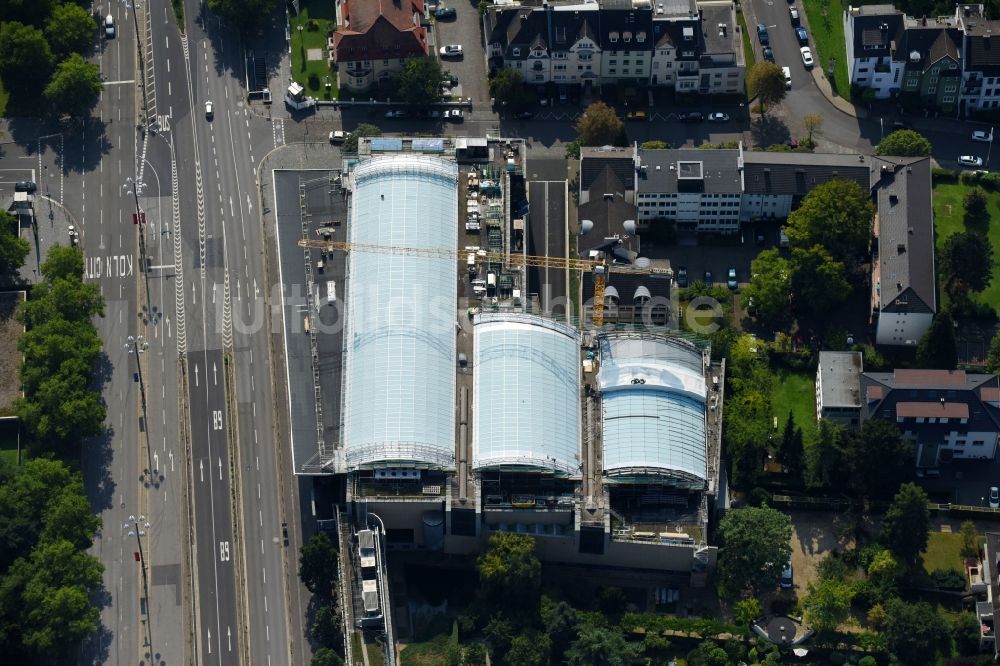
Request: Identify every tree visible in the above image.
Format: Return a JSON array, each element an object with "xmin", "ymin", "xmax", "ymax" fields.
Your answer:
[
  {"xmin": 866, "ymin": 547, "xmax": 903, "ymax": 595},
  {"xmin": 311, "ymin": 603, "xmax": 342, "ymax": 649},
  {"xmin": 803, "ymin": 578, "xmax": 853, "ymax": 633},
  {"xmin": 310, "ymin": 647, "xmax": 344, "ymax": 666},
  {"xmin": 964, "ymin": 186, "xmax": 989, "ymax": 225},
  {"xmin": 44, "ymin": 54, "xmax": 103, "ymax": 118},
  {"xmin": 0, "ymin": 211, "xmax": 29, "ymax": 284},
  {"xmin": 0, "ymin": 0, "xmax": 57, "ymax": 26},
  {"xmin": 640, "ymin": 140, "xmax": 670, "ymax": 149},
  {"xmin": 875, "ymin": 129, "xmax": 932, "ymax": 156},
  {"xmin": 507, "ymin": 631, "xmax": 551, "ymax": 666},
  {"xmin": 565, "ymin": 625, "xmax": 641, "ymax": 666},
  {"xmin": 806, "ymin": 419, "xmax": 847, "ymax": 489},
  {"xmin": 746, "ymin": 62, "xmax": 787, "ymax": 115},
  {"xmin": 742, "ymin": 249, "xmax": 792, "ymax": 326},
  {"xmin": 916, "ymin": 311, "xmax": 958, "ymax": 370},
  {"xmin": 881, "ymin": 482, "xmax": 931, "ymax": 568},
  {"xmin": 803, "ymin": 113, "xmax": 824, "ymax": 144},
  {"xmin": 40, "ymin": 244, "xmax": 84, "ymax": 282},
  {"xmin": 542, "ymin": 597, "xmax": 579, "ymax": 663},
  {"xmin": 394, "ymin": 57, "xmax": 446, "ymax": 107},
  {"xmin": 575, "ymin": 101, "xmax": 624, "ymax": 147},
  {"xmin": 777, "ymin": 413, "xmax": 804, "ymax": 478},
  {"xmin": 733, "ymin": 597, "xmax": 763, "ymax": 625},
  {"xmin": 940, "ymin": 231, "xmax": 993, "ymax": 299},
  {"xmin": 477, "ymin": 533, "xmax": 541, "ymax": 611},
  {"xmin": 0, "ymin": 22, "xmax": 54, "ymax": 91},
  {"xmin": 789, "ymin": 244, "xmax": 850, "ymax": 325},
  {"xmin": 343, "ymin": 123, "xmax": 381, "ymax": 154},
  {"xmin": 298, "ymin": 532, "xmax": 338, "ymax": 598},
  {"xmin": 716, "ymin": 506, "xmax": 793, "ymax": 597},
  {"xmin": 785, "ymin": 179, "xmax": 875, "ymax": 266},
  {"xmin": 960, "ymin": 520, "xmax": 980, "ymax": 559},
  {"xmin": 844, "ymin": 417, "xmax": 913, "ymax": 498},
  {"xmin": 489, "ymin": 68, "xmax": 533, "ymax": 111},
  {"xmin": 207, "ymin": 0, "xmax": 275, "ymax": 31},
  {"xmin": 952, "ymin": 611, "xmax": 984, "ymax": 657},
  {"xmin": 686, "ymin": 640, "xmax": 730, "ymax": 666},
  {"xmin": 988, "ymin": 332, "xmax": 1000, "ymax": 374},
  {"xmin": 883, "ymin": 598, "xmax": 949, "ymax": 665},
  {"xmin": 45, "ymin": 4, "xmax": 97, "ymax": 59}
]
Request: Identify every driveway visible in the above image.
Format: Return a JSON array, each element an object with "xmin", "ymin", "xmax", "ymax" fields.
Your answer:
[
  {"xmin": 788, "ymin": 510, "xmax": 861, "ymax": 594},
  {"xmin": 433, "ymin": 1, "xmax": 491, "ymax": 108}
]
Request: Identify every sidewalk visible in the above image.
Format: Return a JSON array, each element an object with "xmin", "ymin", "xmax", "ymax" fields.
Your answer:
[{"xmin": 810, "ymin": 68, "xmax": 864, "ymax": 119}]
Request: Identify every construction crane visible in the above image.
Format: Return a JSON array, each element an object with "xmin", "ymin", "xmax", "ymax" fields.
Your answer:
[{"xmin": 296, "ymin": 238, "xmax": 671, "ymax": 327}]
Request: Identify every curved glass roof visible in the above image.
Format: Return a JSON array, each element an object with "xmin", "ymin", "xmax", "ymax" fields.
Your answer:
[
  {"xmin": 473, "ymin": 314, "xmax": 581, "ymax": 474},
  {"xmin": 343, "ymin": 156, "xmax": 459, "ymax": 469},
  {"xmin": 598, "ymin": 334, "xmax": 707, "ymax": 484}
]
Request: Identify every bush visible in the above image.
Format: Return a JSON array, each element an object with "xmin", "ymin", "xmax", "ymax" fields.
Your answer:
[
  {"xmin": 932, "ymin": 167, "xmax": 959, "ymax": 182},
  {"xmin": 748, "ymin": 487, "xmax": 771, "ymax": 507},
  {"xmin": 930, "ymin": 567, "xmax": 966, "ymax": 590},
  {"xmin": 960, "ymin": 170, "xmax": 1000, "ymax": 189}
]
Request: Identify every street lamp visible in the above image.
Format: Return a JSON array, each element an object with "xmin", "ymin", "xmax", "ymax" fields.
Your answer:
[
  {"xmin": 125, "ymin": 335, "xmax": 156, "ymax": 485},
  {"xmin": 125, "ymin": 514, "xmax": 156, "ymax": 662}
]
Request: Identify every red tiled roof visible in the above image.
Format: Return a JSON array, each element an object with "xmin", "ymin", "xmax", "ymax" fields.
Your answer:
[
  {"xmin": 892, "ymin": 369, "xmax": 968, "ymax": 388},
  {"xmin": 981, "ymin": 387, "xmax": 1000, "ymax": 403},
  {"xmin": 334, "ymin": 0, "xmax": 428, "ymax": 59},
  {"xmin": 895, "ymin": 401, "xmax": 969, "ymax": 419},
  {"xmin": 867, "ymin": 385, "xmax": 884, "ymax": 401},
  {"xmin": 343, "ymin": 0, "xmax": 424, "ymax": 33}
]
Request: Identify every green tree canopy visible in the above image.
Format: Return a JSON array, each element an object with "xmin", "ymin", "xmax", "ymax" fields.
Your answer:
[
  {"xmin": 565, "ymin": 625, "xmax": 642, "ymax": 666},
  {"xmin": 508, "ymin": 631, "xmax": 551, "ymax": 666},
  {"xmin": 394, "ymin": 57, "xmax": 445, "ymax": 107},
  {"xmin": 0, "ymin": 21, "xmax": 54, "ymax": 91},
  {"xmin": 964, "ymin": 186, "xmax": 989, "ymax": 225},
  {"xmin": 310, "ymin": 603, "xmax": 342, "ymax": 649},
  {"xmin": 785, "ymin": 179, "xmax": 875, "ymax": 266},
  {"xmin": 298, "ymin": 532, "xmax": 338, "ymax": 599},
  {"xmin": 716, "ymin": 506, "xmax": 793, "ymax": 597},
  {"xmin": 805, "ymin": 418, "xmax": 848, "ymax": 489},
  {"xmin": 844, "ymin": 417, "xmax": 913, "ymax": 498},
  {"xmin": 881, "ymin": 482, "xmax": 931, "ymax": 567},
  {"xmin": 803, "ymin": 113, "xmax": 824, "ymax": 144},
  {"xmin": 207, "ymin": 0, "xmax": 275, "ymax": 31},
  {"xmin": 343, "ymin": 123, "xmax": 381, "ymax": 154},
  {"xmin": 875, "ymin": 129, "xmax": 933, "ymax": 156},
  {"xmin": 575, "ymin": 101, "xmax": 624, "ymax": 147},
  {"xmin": 883, "ymin": 598, "xmax": 949, "ymax": 665},
  {"xmin": 789, "ymin": 244, "xmax": 850, "ymax": 326},
  {"xmin": 640, "ymin": 140, "xmax": 671, "ymax": 149},
  {"xmin": 988, "ymin": 331, "xmax": 1000, "ymax": 374},
  {"xmin": 44, "ymin": 54, "xmax": 103, "ymax": 118},
  {"xmin": 742, "ymin": 248, "xmax": 792, "ymax": 327},
  {"xmin": 940, "ymin": 231, "xmax": 994, "ymax": 300},
  {"xmin": 542, "ymin": 597, "xmax": 579, "ymax": 663},
  {"xmin": 45, "ymin": 4, "xmax": 96, "ymax": 59},
  {"xmin": 0, "ymin": 0, "xmax": 57, "ymax": 27},
  {"xmin": 0, "ymin": 211, "xmax": 29, "ymax": 285},
  {"xmin": 477, "ymin": 532, "xmax": 541, "ymax": 611},
  {"xmin": 747, "ymin": 62, "xmax": 787, "ymax": 115},
  {"xmin": 916, "ymin": 311, "xmax": 958, "ymax": 370},
  {"xmin": 489, "ymin": 68, "xmax": 534, "ymax": 111},
  {"xmin": 803, "ymin": 578, "xmax": 854, "ymax": 633},
  {"xmin": 777, "ymin": 412, "xmax": 804, "ymax": 478},
  {"xmin": 310, "ymin": 647, "xmax": 344, "ymax": 666},
  {"xmin": 960, "ymin": 520, "xmax": 980, "ymax": 559}
]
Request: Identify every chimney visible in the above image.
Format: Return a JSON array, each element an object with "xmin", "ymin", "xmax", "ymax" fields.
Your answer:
[{"xmin": 922, "ymin": 16, "xmax": 927, "ymax": 26}]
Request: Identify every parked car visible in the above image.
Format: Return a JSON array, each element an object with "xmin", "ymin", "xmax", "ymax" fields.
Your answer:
[
  {"xmin": 704, "ymin": 270, "xmax": 713, "ymax": 284},
  {"xmin": 625, "ymin": 110, "xmax": 647, "ymax": 120},
  {"xmin": 676, "ymin": 267, "xmax": 688, "ymax": 288},
  {"xmin": 958, "ymin": 155, "xmax": 984, "ymax": 167},
  {"xmin": 434, "ymin": 6, "xmax": 456, "ymax": 19},
  {"xmin": 973, "ymin": 129, "xmax": 994, "ymax": 142},
  {"xmin": 14, "ymin": 181, "xmax": 36, "ymax": 193},
  {"xmin": 329, "ymin": 130, "xmax": 346, "ymax": 143},
  {"xmin": 763, "ymin": 46, "xmax": 775, "ymax": 62},
  {"xmin": 439, "ymin": 44, "xmax": 463, "ymax": 57},
  {"xmin": 782, "ymin": 66, "xmax": 792, "ymax": 89},
  {"xmin": 789, "ymin": 6, "xmax": 800, "ymax": 25},
  {"xmin": 795, "ymin": 26, "xmax": 809, "ymax": 44},
  {"xmin": 558, "ymin": 86, "xmax": 569, "ymax": 104},
  {"xmin": 384, "ymin": 110, "xmax": 408, "ymax": 118},
  {"xmin": 708, "ymin": 112, "xmax": 729, "ymax": 122},
  {"xmin": 514, "ymin": 110, "xmax": 534, "ymax": 119},
  {"xmin": 780, "ymin": 561, "xmax": 794, "ymax": 589},
  {"xmin": 800, "ymin": 46, "xmax": 814, "ymax": 67},
  {"xmin": 757, "ymin": 23, "xmax": 769, "ymax": 45},
  {"xmin": 205, "ymin": 100, "xmax": 213, "ymax": 120},
  {"xmin": 445, "ymin": 109, "xmax": 464, "ymax": 121},
  {"xmin": 991, "ymin": 486, "xmax": 999, "ymax": 509},
  {"xmin": 680, "ymin": 111, "xmax": 704, "ymax": 123},
  {"xmin": 727, "ymin": 268, "xmax": 738, "ymax": 290}
]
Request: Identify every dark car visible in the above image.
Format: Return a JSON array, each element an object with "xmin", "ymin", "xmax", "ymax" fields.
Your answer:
[
  {"xmin": 680, "ymin": 111, "xmax": 704, "ymax": 123},
  {"xmin": 282, "ymin": 522, "xmax": 289, "ymax": 546},
  {"xmin": 676, "ymin": 267, "xmax": 688, "ymax": 288},
  {"xmin": 14, "ymin": 181, "xmax": 36, "ymax": 193},
  {"xmin": 514, "ymin": 110, "xmax": 534, "ymax": 119},
  {"xmin": 434, "ymin": 6, "xmax": 456, "ymax": 19},
  {"xmin": 558, "ymin": 86, "xmax": 569, "ymax": 104},
  {"xmin": 763, "ymin": 46, "xmax": 775, "ymax": 62},
  {"xmin": 795, "ymin": 26, "xmax": 809, "ymax": 44},
  {"xmin": 704, "ymin": 270, "xmax": 713, "ymax": 284},
  {"xmin": 757, "ymin": 23, "xmax": 769, "ymax": 46}
]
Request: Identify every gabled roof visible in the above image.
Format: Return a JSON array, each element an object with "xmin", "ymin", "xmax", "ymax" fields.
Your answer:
[
  {"xmin": 964, "ymin": 21, "xmax": 1000, "ymax": 75},
  {"xmin": 849, "ymin": 7, "xmax": 905, "ymax": 59},
  {"xmin": 549, "ymin": 8, "xmax": 600, "ymax": 50},
  {"xmin": 580, "ymin": 146, "xmax": 635, "ymax": 192},
  {"xmin": 742, "ymin": 151, "xmax": 870, "ymax": 196},
  {"xmin": 578, "ymin": 167, "xmax": 638, "ymax": 255},
  {"xmin": 861, "ymin": 370, "xmax": 1000, "ymax": 435},
  {"xmin": 896, "ymin": 27, "xmax": 962, "ymax": 71},
  {"xmin": 334, "ymin": 0, "xmax": 427, "ymax": 58},
  {"xmin": 597, "ymin": 8, "xmax": 654, "ymax": 51},
  {"xmin": 654, "ymin": 16, "xmax": 701, "ymax": 56}
]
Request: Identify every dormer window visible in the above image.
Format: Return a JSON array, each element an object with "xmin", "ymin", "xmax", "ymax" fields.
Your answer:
[
  {"xmin": 610, "ymin": 32, "xmax": 619, "ymax": 42},
  {"xmin": 623, "ymin": 31, "xmax": 632, "ymax": 42},
  {"xmin": 683, "ymin": 26, "xmax": 694, "ymax": 41},
  {"xmin": 636, "ymin": 31, "xmax": 646, "ymax": 42},
  {"xmin": 512, "ymin": 47, "xmax": 521, "ymax": 56}
]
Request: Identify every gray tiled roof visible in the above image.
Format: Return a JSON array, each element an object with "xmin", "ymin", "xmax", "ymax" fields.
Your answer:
[
  {"xmin": 896, "ymin": 27, "xmax": 962, "ymax": 70},
  {"xmin": 581, "ymin": 147, "xmax": 635, "ymax": 192},
  {"xmin": 597, "ymin": 8, "xmax": 655, "ymax": 52},
  {"xmin": 861, "ymin": 370, "xmax": 1000, "ymax": 436},
  {"xmin": 742, "ymin": 151, "xmax": 870, "ymax": 195},
  {"xmin": 636, "ymin": 148, "xmax": 741, "ymax": 194},
  {"xmin": 964, "ymin": 21, "xmax": 1000, "ymax": 75},
  {"xmin": 850, "ymin": 8, "xmax": 904, "ymax": 58}
]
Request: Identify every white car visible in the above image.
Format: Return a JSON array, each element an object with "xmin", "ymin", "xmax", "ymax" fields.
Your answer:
[
  {"xmin": 205, "ymin": 101, "xmax": 213, "ymax": 120},
  {"xmin": 445, "ymin": 109, "xmax": 464, "ymax": 121},
  {"xmin": 973, "ymin": 129, "xmax": 994, "ymax": 142},
  {"xmin": 800, "ymin": 47, "xmax": 814, "ymax": 67},
  {"xmin": 439, "ymin": 44, "xmax": 463, "ymax": 57},
  {"xmin": 991, "ymin": 486, "xmax": 999, "ymax": 509},
  {"xmin": 105, "ymin": 14, "xmax": 115, "ymax": 38},
  {"xmin": 958, "ymin": 155, "xmax": 984, "ymax": 167},
  {"xmin": 329, "ymin": 130, "xmax": 346, "ymax": 143},
  {"xmin": 708, "ymin": 112, "xmax": 729, "ymax": 122}
]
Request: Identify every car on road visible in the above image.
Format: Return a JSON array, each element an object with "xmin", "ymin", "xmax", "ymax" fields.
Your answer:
[
  {"xmin": 704, "ymin": 270, "xmax": 713, "ymax": 284},
  {"xmin": 329, "ymin": 130, "xmax": 346, "ymax": 143},
  {"xmin": 782, "ymin": 66, "xmax": 792, "ymax": 88},
  {"xmin": 626, "ymin": 110, "xmax": 647, "ymax": 120},
  {"xmin": 800, "ymin": 46, "xmax": 814, "ymax": 67},
  {"xmin": 445, "ymin": 109, "xmax": 464, "ymax": 121},
  {"xmin": 763, "ymin": 46, "xmax": 775, "ymax": 62},
  {"xmin": 757, "ymin": 23, "xmax": 769, "ymax": 45},
  {"xmin": 958, "ymin": 155, "xmax": 984, "ymax": 167},
  {"xmin": 676, "ymin": 267, "xmax": 688, "ymax": 288},
  {"xmin": 14, "ymin": 181, "xmax": 36, "ymax": 193},
  {"xmin": 991, "ymin": 486, "xmax": 999, "ymax": 509},
  {"xmin": 708, "ymin": 112, "xmax": 729, "ymax": 122},
  {"xmin": 434, "ymin": 6, "xmax": 456, "ymax": 19},
  {"xmin": 780, "ymin": 561, "xmax": 794, "ymax": 589},
  {"xmin": 282, "ymin": 522, "xmax": 289, "ymax": 546},
  {"xmin": 440, "ymin": 44, "xmax": 463, "ymax": 58},
  {"xmin": 789, "ymin": 6, "xmax": 799, "ymax": 24},
  {"xmin": 384, "ymin": 110, "xmax": 408, "ymax": 118},
  {"xmin": 105, "ymin": 14, "xmax": 115, "ymax": 38},
  {"xmin": 727, "ymin": 268, "xmax": 738, "ymax": 289},
  {"xmin": 973, "ymin": 129, "xmax": 994, "ymax": 142},
  {"xmin": 514, "ymin": 110, "xmax": 534, "ymax": 119},
  {"xmin": 680, "ymin": 111, "xmax": 704, "ymax": 123},
  {"xmin": 205, "ymin": 100, "xmax": 213, "ymax": 120},
  {"xmin": 795, "ymin": 26, "xmax": 809, "ymax": 44}
]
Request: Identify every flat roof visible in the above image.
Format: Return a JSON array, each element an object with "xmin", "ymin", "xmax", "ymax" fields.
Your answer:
[{"xmin": 818, "ymin": 351, "xmax": 863, "ymax": 409}]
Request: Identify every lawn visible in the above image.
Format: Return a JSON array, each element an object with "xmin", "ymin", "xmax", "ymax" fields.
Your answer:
[
  {"xmin": 0, "ymin": 77, "xmax": 8, "ymax": 117},
  {"xmin": 0, "ymin": 426, "xmax": 19, "ymax": 466},
  {"xmin": 290, "ymin": 0, "xmax": 338, "ymax": 99},
  {"xmin": 933, "ymin": 180, "xmax": 1000, "ymax": 312},
  {"xmin": 922, "ymin": 531, "xmax": 966, "ymax": 574},
  {"xmin": 771, "ymin": 368, "xmax": 815, "ymax": 431},
  {"xmin": 801, "ymin": 0, "xmax": 851, "ymax": 102},
  {"xmin": 736, "ymin": 7, "xmax": 756, "ymax": 67}
]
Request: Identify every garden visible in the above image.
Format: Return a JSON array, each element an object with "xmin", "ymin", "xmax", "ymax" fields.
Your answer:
[{"xmin": 289, "ymin": 0, "xmax": 339, "ymax": 99}]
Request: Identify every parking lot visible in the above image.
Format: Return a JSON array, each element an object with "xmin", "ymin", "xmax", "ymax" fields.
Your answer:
[{"xmin": 432, "ymin": 1, "xmax": 490, "ymax": 115}]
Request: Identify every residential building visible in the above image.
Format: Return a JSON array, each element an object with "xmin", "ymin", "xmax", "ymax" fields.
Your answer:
[
  {"xmin": 634, "ymin": 147, "xmax": 743, "ymax": 233},
  {"xmin": 957, "ymin": 5, "xmax": 1000, "ymax": 114},
  {"xmin": 690, "ymin": 1, "xmax": 744, "ymax": 94},
  {"xmin": 649, "ymin": 0, "xmax": 699, "ymax": 87},
  {"xmin": 844, "ymin": 4, "xmax": 905, "ymax": 99},
  {"xmin": 870, "ymin": 156, "xmax": 936, "ymax": 346},
  {"xmin": 977, "ymin": 532, "xmax": 1000, "ymax": 657},
  {"xmin": 598, "ymin": 3, "xmax": 655, "ymax": 85},
  {"xmin": 816, "ymin": 351, "xmax": 864, "ymax": 426},
  {"xmin": 331, "ymin": 0, "xmax": 429, "ymax": 92},
  {"xmin": 861, "ymin": 369, "xmax": 1000, "ymax": 468}
]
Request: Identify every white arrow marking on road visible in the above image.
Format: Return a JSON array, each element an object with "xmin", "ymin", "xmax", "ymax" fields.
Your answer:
[
  {"xmin": 194, "ymin": 363, "xmax": 199, "ymax": 387},
  {"xmin": 247, "ymin": 194, "xmax": 252, "ymax": 212},
  {"xmin": 169, "ymin": 451, "xmax": 174, "ymax": 472},
  {"xmin": 254, "ymin": 278, "xmax": 259, "ymax": 298},
  {"xmin": 207, "ymin": 628, "xmax": 212, "ymax": 654},
  {"xmin": 229, "ymin": 196, "xmax": 234, "ymax": 217},
  {"xmin": 213, "ymin": 362, "xmax": 218, "ymax": 386},
  {"xmin": 199, "ymin": 459, "xmax": 204, "ymax": 482},
  {"xmin": 227, "ymin": 626, "xmax": 232, "ymax": 651},
  {"xmin": 218, "ymin": 457, "xmax": 223, "ymax": 481},
  {"xmin": 153, "ymin": 453, "xmax": 159, "ymax": 472},
  {"xmin": 212, "ymin": 283, "xmax": 217, "ymax": 304},
  {"xmin": 192, "ymin": 282, "xmax": 196, "ymax": 305}
]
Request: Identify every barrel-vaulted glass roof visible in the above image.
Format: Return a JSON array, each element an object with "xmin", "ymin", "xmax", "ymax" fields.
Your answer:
[
  {"xmin": 473, "ymin": 313, "xmax": 581, "ymax": 475},
  {"xmin": 343, "ymin": 155, "xmax": 459, "ymax": 469},
  {"xmin": 598, "ymin": 334, "xmax": 707, "ymax": 484}
]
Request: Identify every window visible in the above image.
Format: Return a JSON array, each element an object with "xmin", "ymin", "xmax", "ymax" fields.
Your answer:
[
  {"xmin": 928, "ymin": 86, "xmax": 937, "ymax": 94},
  {"xmin": 943, "ymin": 95, "xmax": 955, "ymax": 103},
  {"xmin": 609, "ymin": 68, "xmax": 616, "ymax": 74},
  {"xmin": 931, "ymin": 67, "xmax": 940, "ymax": 75},
  {"xmin": 944, "ymin": 84, "xmax": 956, "ymax": 92},
  {"xmin": 383, "ymin": 58, "xmax": 389, "ymax": 65},
  {"xmin": 930, "ymin": 77, "xmax": 939, "ymax": 86},
  {"xmin": 512, "ymin": 48, "xmax": 520, "ymax": 56},
  {"xmin": 975, "ymin": 440, "xmax": 986, "ymax": 446},
  {"xmin": 610, "ymin": 32, "xmax": 619, "ymax": 43},
  {"xmin": 609, "ymin": 59, "xmax": 617, "ymax": 65}
]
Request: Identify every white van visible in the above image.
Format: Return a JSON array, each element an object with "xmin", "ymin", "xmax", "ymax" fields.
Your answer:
[
  {"xmin": 105, "ymin": 14, "xmax": 115, "ymax": 38},
  {"xmin": 782, "ymin": 66, "xmax": 792, "ymax": 89}
]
